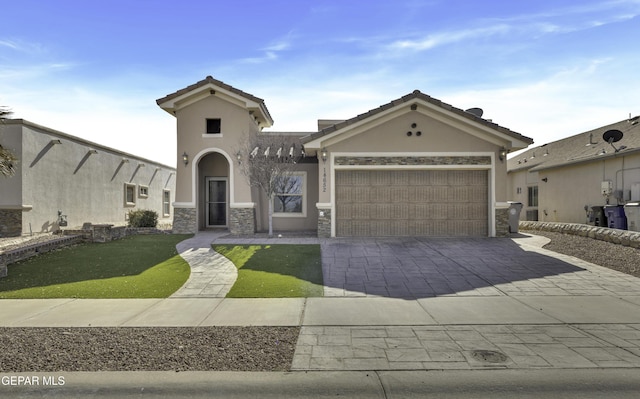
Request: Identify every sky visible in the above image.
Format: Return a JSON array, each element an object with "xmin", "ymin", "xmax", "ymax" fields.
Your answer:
[{"xmin": 1, "ymin": 0, "xmax": 639, "ymax": 166}]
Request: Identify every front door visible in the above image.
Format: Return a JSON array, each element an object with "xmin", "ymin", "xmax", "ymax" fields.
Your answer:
[{"xmin": 206, "ymin": 177, "xmax": 227, "ymax": 227}]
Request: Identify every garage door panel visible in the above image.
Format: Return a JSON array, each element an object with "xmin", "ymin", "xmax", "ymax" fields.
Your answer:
[
  {"xmin": 336, "ymin": 169, "xmax": 488, "ymax": 237},
  {"xmin": 370, "ymin": 171, "xmax": 392, "ymax": 186},
  {"xmin": 430, "ymin": 171, "xmax": 449, "ymax": 185}
]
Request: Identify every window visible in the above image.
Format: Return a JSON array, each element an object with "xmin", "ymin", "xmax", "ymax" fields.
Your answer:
[
  {"xmin": 274, "ymin": 172, "xmax": 305, "ymax": 216},
  {"xmin": 206, "ymin": 118, "xmax": 221, "ymax": 134},
  {"xmin": 163, "ymin": 190, "xmax": 171, "ymax": 217},
  {"xmin": 528, "ymin": 186, "xmax": 538, "ymax": 207},
  {"xmin": 124, "ymin": 183, "xmax": 136, "ymax": 206},
  {"xmin": 139, "ymin": 185, "xmax": 149, "ymax": 198}
]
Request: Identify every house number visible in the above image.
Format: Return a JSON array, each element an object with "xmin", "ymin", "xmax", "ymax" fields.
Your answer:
[{"xmin": 322, "ymin": 167, "xmax": 327, "ymax": 192}]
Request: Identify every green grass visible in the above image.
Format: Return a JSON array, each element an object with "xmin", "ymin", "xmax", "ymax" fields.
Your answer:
[
  {"xmin": 0, "ymin": 234, "xmax": 193, "ymax": 299},
  {"xmin": 214, "ymin": 244, "xmax": 323, "ymax": 298}
]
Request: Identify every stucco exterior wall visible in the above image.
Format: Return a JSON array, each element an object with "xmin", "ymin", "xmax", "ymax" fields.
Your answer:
[
  {"xmin": 509, "ymin": 153, "xmax": 640, "ymax": 224},
  {"xmin": 0, "ymin": 124, "xmax": 22, "ymax": 209},
  {"xmin": 174, "ymin": 94, "xmax": 260, "ymax": 206},
  {"xmin": 0, "ymin": 121, "xmax": 176, "ymax": 236},
  {"xmin": 540, "ymin": 155, "xmax": 640, "ymax": 223}
]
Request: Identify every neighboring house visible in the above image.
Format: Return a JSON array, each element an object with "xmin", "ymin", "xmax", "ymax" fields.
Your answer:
[
  {"xmin": 157, "ymin": 76, "xmax": 533, "ymax": 238},
  {"xmin": 507, "ymin": 116, "xmax": 640, "ymax": 224},
  {"xmin": 0, "ymin": 119, "xmax": 176, "ymax": 237}
]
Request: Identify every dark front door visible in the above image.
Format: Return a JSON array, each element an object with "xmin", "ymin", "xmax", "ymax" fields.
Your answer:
[{"xmin": 206, "ymin": 177, "xmax": 227, "ymax": 227}]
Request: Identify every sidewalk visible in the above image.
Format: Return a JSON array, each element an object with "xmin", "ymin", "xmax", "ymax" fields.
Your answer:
[{"xmin": 2, "ymin": 295, "xmax": 640, "ymax": 370}]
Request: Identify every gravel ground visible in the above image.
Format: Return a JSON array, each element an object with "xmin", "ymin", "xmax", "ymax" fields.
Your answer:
[
  {"xmin": 0, "ymin": 327, "xmax": 300, "ymax": 372},
  {"xmin": 523, "ymin": 230, "xmax": 640, "ymax": 278}
]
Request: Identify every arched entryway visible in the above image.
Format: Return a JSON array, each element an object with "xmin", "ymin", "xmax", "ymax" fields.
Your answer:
[{"xmin": 197, "ymin": 152, "xmax": 230, "ymax": 230}]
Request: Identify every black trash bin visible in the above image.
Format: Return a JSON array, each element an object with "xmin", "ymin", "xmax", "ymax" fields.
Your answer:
[
  {"xmin": 604, "ymin": 205, "xmax": 627, "ymax": 230},
  {"xmin": 589, "ymin": 206, "xmax": 607, "ymax": 227}
]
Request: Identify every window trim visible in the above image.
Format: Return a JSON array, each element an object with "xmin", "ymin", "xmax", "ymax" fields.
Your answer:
[
  {"xmin": 124, "ymin": 183, "xmax": 136, "ymax": 207},
  {"xmin": 138, "ymin": 185, "xmax": 149, "ymax": 198},
  {"xmin": 273, "ymin": 171, "xmax": 306, "ymax": 218},
  {"xmin": 162, "ymin": 189, "xmax": 171, "ymax": 217}
]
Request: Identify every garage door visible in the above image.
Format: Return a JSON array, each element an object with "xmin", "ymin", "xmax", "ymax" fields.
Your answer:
[{"xmin": 335, "ymin": 170, "xmax": 488, "ymax": 237}]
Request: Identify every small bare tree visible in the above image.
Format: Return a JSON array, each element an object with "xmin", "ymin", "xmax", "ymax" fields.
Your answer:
[
  {"xmin": 237, "ymin": 133, "xmax": 304, "ymax": 236},
  {"xmin": 0, "ymin": 106, "xmax": 18, "ymax": 177}
]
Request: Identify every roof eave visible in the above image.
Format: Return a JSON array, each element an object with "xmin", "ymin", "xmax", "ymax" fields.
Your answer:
[{"xmin": 530, "ymin": 146, "xmax": 640, "ymax": 172}]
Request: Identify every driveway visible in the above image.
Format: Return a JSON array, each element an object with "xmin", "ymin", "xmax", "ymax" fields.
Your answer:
[{"xmin": 320, "ymin": 235, "xmax": 640, "ymax": 299}]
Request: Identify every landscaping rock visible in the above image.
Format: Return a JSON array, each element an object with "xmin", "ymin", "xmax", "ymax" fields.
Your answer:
[{"xmin": 0, "ymin": 327, "xmax": 300, "ymax": 372}]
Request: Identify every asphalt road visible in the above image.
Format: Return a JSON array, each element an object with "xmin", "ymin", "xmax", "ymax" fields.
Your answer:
[{"xmin": 3, "ymin": 369, "xmax": 640, "ymax": 398}]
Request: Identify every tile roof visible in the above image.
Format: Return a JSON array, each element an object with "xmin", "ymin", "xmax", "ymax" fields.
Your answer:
[
  {"xmin": 301, "ymin": 90, "xmax": 533, "ymax": 146},
  {"xmin": 507, "ymin": 116, "xmax": 640, "ymax": 173}
]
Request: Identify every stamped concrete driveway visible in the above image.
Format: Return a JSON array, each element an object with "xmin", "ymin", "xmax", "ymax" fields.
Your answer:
[{"xmin": 321, "ymin": 235, "xmax": 640, "ymax": 299}]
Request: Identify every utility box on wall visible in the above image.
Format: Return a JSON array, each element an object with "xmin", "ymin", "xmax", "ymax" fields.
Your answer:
[{"xmin": 601, "ymin": 180, "xmax": 613, "ymax": 196}]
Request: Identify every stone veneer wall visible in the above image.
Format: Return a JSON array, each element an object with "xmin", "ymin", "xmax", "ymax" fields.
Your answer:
[
  {"xmin": 0, "ymin": 209, "xmax": 22, "ymax": 238},
  {"xmin": 317, "ymin": 208, "xmax": 332, "ymax": 238},
  {"xmin": 495, "ymin": 208, "xmax": 510, "ymax": 237},
  {"xmin": 520, "ymin": 221, "xmax": 640, "ymax": 249},
  {"xmin": 173, "ymin": 208, "xmax": 197, "ymax": 234},
  {"xmin": 334, "ymin": 156, "xmax": 492, "ymax": 166},
  {"xmin": 229, "ymin": 208, "xmax": 255, "ymax": 235}
]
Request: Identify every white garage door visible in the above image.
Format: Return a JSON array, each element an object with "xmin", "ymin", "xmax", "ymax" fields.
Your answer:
[{"xmin": 335, "ymin": 170, "xmax": 488, "ymax": 237}]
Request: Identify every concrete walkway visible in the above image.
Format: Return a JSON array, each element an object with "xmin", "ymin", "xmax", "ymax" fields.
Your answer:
[
  {"xmin": 2, "ymin": 233, "xmax": 640, "ymax": 372},
  {"xmin": 171, "ymin": 231, "xmax": 237, "ymax": 298}
]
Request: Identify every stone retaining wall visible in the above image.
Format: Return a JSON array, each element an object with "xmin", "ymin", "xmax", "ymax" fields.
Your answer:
[
  {"xmin": 0, "ymin": 235, "xmax": 84, "ymax": 278},
  {"xmin": 520, "ymin": 221, "xmax": 640, "ymax": 249}
]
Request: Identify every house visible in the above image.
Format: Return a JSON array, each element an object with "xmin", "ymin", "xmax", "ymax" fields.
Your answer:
[
  {"xmin": 507, "ymin": 116, "xmax": 640, "ymax": 224},
  {"xmin": 157, "ymin": 76, "xmax": 533, "ymax": 237},
  {"xmin": 0, "ymin": 119, "xmax": 176, "ymax": 237}
]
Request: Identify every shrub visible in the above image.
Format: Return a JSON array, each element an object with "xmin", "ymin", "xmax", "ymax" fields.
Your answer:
[{"xmin": 127, "ymin": 210, "xmax": 158, "ymax": 228}]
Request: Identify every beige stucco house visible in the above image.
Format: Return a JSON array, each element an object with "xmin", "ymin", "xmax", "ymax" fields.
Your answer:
[
  {"xmin": 157, "ymin": 76, "xmax": 533, "ymax": 238},
  {"xmin": 0, "ymin": 120, "xmax": 176, "ymax": 237},
  {"xmin": 507, "ymin": 116, "xmax": 640, "ymax": 224}
]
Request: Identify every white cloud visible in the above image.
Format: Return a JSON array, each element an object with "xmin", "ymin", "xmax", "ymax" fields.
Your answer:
[{"xmin": 389, "ymin": 24, "xmax": 511, "ymax": 51}]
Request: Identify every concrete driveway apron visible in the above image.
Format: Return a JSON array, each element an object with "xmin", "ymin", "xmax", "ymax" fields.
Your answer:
[{"xmin": 320, "ymin": 235, "xmax": 640, "ymax": 299}]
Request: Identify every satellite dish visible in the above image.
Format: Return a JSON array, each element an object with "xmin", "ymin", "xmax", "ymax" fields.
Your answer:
[
  {"xmin": 603, "ymin": 129, "xmax": 623, "ymax": 143},
  {"xmin": 603, "ymin": 129, "xmax": 627, "ymax": 153},
  {"xmin": 465, "ymin": 107, "xmax": 483, "ymax": 118}
]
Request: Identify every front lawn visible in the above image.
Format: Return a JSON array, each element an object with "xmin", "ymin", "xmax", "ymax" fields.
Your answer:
[
  {"xmin": 0, "ymin": 234, "xmax": 193, "ymax": 299},
  {"xmin": 213, "ymin": 244, "xmax": 323, "ymax": 298}
]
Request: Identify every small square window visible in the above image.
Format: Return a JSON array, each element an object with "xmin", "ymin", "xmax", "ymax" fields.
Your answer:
[
  {"xmin": 206, "ymin": 118, "xmax": 221, "ymax": 134},
  {"xmin": 139, "ymin": 185, "xmax": 149, "ymax": 198}
]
